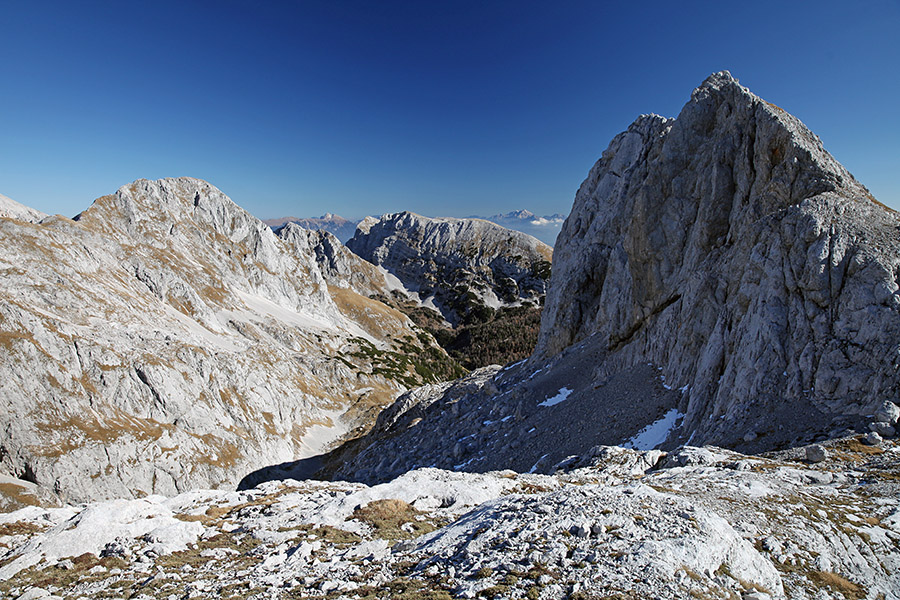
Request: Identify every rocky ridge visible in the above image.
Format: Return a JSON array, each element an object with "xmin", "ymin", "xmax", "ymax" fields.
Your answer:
[
  {"xmin": 1, "ymin": 438, "xmax": 898, "ymax": 599},
  {"xmin": 0, "ymin": 178, "xmax": 450, "ymax": 505},
  {"xmin": 347, "ymin": 212, "xmax": 553, "ymax": 327},
  {"xmin": 265, "ymin": 214, "xmax": 361, "ymax": 244},
  {"xmin": 0, "ymin": 193, "xmax": 46, "ymax": 223},
  {"xmin": 329, "ymin": 72, "xmax": 900, "ymax": 483}
]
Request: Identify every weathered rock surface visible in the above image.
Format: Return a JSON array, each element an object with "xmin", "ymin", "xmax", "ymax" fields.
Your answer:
[
  {"xmin": 327, "ymin": 73, "xmax": 899, "ymax": 483},
  {"xmin": 3, "ymin": 439, "xmax": 898, "ymax": 599},
  {"xmin": 277, "ymin": 224, "xmax": 406, "ymax": 300},
  {"xmin": 347, "ymin": 212, "xmax": 553, "ymax": 325},
  {"xmin": 0, "ymin": 193, "xmax": 46, "ymax": 223},
  {"xmin": 0, "ymin": 178, "xmax": 449, "ymax": 504},
  {"xmin": 328, "ymin": 336, "xmax": 684, "ymax": 483},
  {"xmin": 536, "ymin": 70, "xmax": 900, "ymax": 448}
]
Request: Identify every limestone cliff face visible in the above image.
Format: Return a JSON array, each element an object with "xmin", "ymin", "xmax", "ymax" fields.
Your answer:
[
  {"xmin": 0, "ymin": 178, "xmax": 443, "ymax": 503},
  {"xmin": 328, "ymin": 74, "xmax": 900, "ymax": 484},
  {"xmin": 278, "ymin": 224, "xmax": 399, "ymax": 300},
  {"xmin": 347, "ymin": 212, "xmax": 552, "ymax": 325},
  {"xmin": 536, "ymin": 71, "xmax": 900, "ymax": 444}
]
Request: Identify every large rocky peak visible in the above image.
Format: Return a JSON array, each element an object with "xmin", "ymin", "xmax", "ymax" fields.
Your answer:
[
  {"xmin": 347, "ymin": 211, "xmax": 553, "ymax": 325},
  {"xmin": 536, "ymin": 71, "xmax": 900, "ymax": 447},
  {"xmin": 330, "ymin": 74, "xmax": 900, "ymax": 485},
  {"xmin": 0, "ymin": 178, "xmax": 448, "ymax": 504}
]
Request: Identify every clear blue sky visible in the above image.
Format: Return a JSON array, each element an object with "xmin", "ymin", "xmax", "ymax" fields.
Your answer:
[{"xmin": 2, "ymin": 0, "xmax": 898, "ymax": 220}]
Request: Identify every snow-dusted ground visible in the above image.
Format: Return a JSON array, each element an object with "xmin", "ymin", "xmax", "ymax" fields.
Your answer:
[
  {"xmin": 2, "ymin": 438, "xmax": 898, "ymax": 600},
  {"xmin": 294, "ymin": 409, "xmax": 351, "ymax": 459}
]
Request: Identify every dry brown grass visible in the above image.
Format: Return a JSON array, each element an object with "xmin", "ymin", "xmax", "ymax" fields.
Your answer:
[
  {"xmin": 0, "ymin": 520, "xmax": 44, "ymax": 536},
  {"xmin": 0, "ymin": 483, "xmax": 43, "ymax": 510},
  {"xmin": 329, "ymin": 285, "xmax": 410, "ymax": 340},
  {"xmin": 809, "ymin": 570, "xmax": 865, "ymax": 599},
  {"xmin": 351, "ymin": 498, "xmax": 438, "ymax": 540},
  {"xmin": 840, "ymin": 437, "xmax": 885, "ymax": 455}
]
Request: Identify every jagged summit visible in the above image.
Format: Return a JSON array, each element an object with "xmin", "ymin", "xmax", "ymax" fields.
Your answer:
[
  {"xmin": 347, "ymin": 211, "xmax": 552, "ymax": 326},
  {"xmin": 332, "ymin": 72, "xmax": 900, "ymax": 484},
  {"xmin": 537, "ymin": 70, "xmax": 900, "ymax": 446}
]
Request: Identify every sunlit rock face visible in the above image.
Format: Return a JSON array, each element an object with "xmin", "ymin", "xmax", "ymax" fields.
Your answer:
[
  {"xmin": 0, "ymin": 177, "xmax": 445, "ymax": 503},
  {"xmin": 347, "ymin": 211, "xmax": 553, "ymax": 326},
  {"xmin": 330, "ymin": 73, "xmax": 900, "ymax": 488},
  {"xmin": 537, "ymin": 71, "xmax": 900, "ymax": 448}
]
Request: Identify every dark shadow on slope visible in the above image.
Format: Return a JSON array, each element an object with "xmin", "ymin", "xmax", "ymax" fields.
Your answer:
[
  {"xmin": 237, "ymin": 455, "xmax": 325, "ymax": 490},
  {"xmin": 237, "ymin": 435, "xmax": 371, "ymax": 490}
]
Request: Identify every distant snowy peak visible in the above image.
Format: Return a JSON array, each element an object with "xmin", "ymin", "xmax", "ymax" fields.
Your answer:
[
  {"xmin": 496, "ymin": 209, "xmax": 535, "ymax": 220},
  {"xmin": 0, "ymin": 192, "xmax": 47, "ymax": 223},
  {"xmin": 473, "ymin": 210, "xmax": 567, "ymax": 246},
  {"xmin": 264, "ymin": 213, "xmax": 360, "ymax": 243}
]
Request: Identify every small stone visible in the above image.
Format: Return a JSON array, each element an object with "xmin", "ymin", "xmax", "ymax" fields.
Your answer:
[
  {"xmin": 805, "ymin": 444, "xmax": 828, "ymax": 463},
  {"xmin": 869, "ymin": 421, "xmax": 896, "ymax": 437},
  {"xmin": 590, "ymin": 523, "xmax": 606, "ymax": 536},
  {"xmin": 16, "ymin": 589, "xmax": 51, "ymax": 600},
  {"xmin": 864, "ymin": 431, "xmax": 883, "ymax": 445},
  {"xmin": 874, "ymin": 400, "xmax": 900, "ymax": 425},
  {"xmin": 570, "ymin": 523, "xmax": 590, "ymax": 538},
  {"xmin": 743, "ymin": 431, "xmax": 757, "ymax": 443},
  {"xmin": 742, "ymin": 592, "xmax": 772, "ymax": 600}
]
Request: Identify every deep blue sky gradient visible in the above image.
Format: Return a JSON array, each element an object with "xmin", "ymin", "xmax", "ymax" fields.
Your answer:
[{"xmin": 2, "ymin": 0, "xmax": 898, "ymax": 219}]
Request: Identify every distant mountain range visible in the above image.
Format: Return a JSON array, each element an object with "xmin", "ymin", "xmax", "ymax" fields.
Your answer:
[
  {"xmin": 264, "ymin": 210, "xmax": 566, "ymax": 246},
  {"xmin": 263, "ymin": 213, "xmax": 360, "ymax": 243}
]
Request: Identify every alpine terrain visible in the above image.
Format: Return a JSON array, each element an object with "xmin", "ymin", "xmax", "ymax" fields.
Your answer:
[
  {"xmin": 0, "ymin": 178, "xmax": 455, "ymax": 505},
  {"xmin": 348, "ymin": 212, "xmax": 553, "ymax": 368},
  {"xmin": 264, "ymin": 215, "xmax": 361, "ymax": 244},
  {"xmin": 1, "ymin": 73, "xmax": 899, "ymax": 600},
  {"xmin": 331, "ymin": 71, "xmax": 900, "ymax": 484}
]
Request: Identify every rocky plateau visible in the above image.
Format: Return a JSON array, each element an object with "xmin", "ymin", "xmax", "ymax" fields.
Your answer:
[{"xmin": 1, "ymin": 438, "xmax": 898, "ymax": 599}]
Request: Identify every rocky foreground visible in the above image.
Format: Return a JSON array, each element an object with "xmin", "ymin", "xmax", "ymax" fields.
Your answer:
[{"xmin": 1, "ymin": 437, "xmax": 898, "ymax": 600}]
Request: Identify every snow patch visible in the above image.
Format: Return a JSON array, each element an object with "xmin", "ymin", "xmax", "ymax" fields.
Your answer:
[
  {"xmin": 623, "ymin": 409, "xmax": 683, "ymax": 451},
  {"xmin": 538, "ymin": 387, "xmax": 573, "ymax": 408}
]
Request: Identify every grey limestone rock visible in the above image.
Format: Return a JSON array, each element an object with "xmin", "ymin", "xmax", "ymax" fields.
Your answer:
[
  {"xmin": 0, "ymin": 193, "xmax": 46, "ymax": 223},
  {"xmin": 535, "ymin": 71, "xmax": 900, "ymax": 448},
  {"xmin": 330, "ymin": 73, "xmax": 900, "ymax": 485},
  {"xmin": 265, "ymin": 213, "xmax": 361, "ymax": 243},
  {"xmin": 0, "ymin": 178, "xmax": 442, "ymax": 503},
  {"xmin": 805, "ymin": 445, "xmax": 828, "ymax": 463},
  {"xmin": 347, "ymin": 211, "xmax": 553, "ymax": 325},
  {"xmin": 864, "ymin": 431, "xmax": 883, "ymax": 446},
  {"xmin": 874, "ymin": 400, "xmax": 900, "ymax": 425},
  {"xmin": 869, "ymin": 422, "xmax": 896, "ymax": 438}
]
